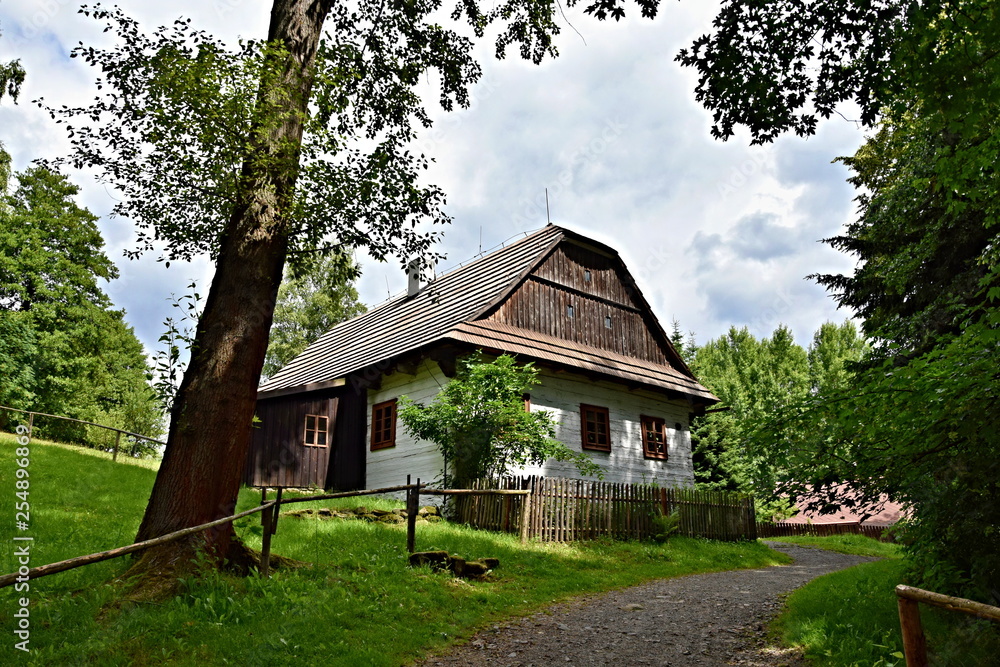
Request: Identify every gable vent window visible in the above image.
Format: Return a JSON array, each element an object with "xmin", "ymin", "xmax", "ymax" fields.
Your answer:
[
  {"xmin": 580, "ymin": 404, "xmax": 611, "ymax": 452},
  {"xmin": 371, "ymin": 399, "xmax": 397, "ymax": 451},
  {"xmin": 567, "ymin": 303, "xmax": 575, "ymax": 318},
  {"xmin": 604, "ymin": 315, "xmax": 612, "ymax": 329},
  {"xmin": 584, "ymin": 270, "xmax": 592, "ymax": 282},
  {"xmin": 304, "ymin": 414, "xmax": 329, "ymax": 448}
]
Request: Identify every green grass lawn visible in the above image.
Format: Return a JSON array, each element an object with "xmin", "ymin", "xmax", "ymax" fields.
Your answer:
[
  {"xmin": 770, "ymin": 536, "xmax": 1000, "ymax": 666},
  {"xmin": 0, "ymin": 433, "xmax": 790, "ymax": 665}
]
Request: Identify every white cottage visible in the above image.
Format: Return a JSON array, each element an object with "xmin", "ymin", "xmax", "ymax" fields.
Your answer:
[{"xmin": 244, "ymin": 224, "xmax": 719, "ymax": 491}]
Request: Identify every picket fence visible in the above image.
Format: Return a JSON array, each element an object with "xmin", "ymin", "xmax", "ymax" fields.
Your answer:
[
  {"xmin": 756, "ymin": 521, "xmax": 892, "ymax": 542},
  {"xmin": 453, "ymin": 476, "xmax": 757, "ymax": 542}
]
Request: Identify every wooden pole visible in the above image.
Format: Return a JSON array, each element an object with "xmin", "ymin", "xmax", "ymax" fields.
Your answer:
[
  {"xmin": 896, "ymin": 584, "xmax": 1000, "ymax": 623},
  {"xmin": 406, "ymin": 478, "xmax": 419, "ymax": 554},
  {"xmin": 897, "ymin": 597, "xmax": 928, "ymax": 667},
  {"xmin": 27, "ymin": 412, "xmax": 34, "ymax": 439},
  {"xmin": 260, "ymin": 501, "xmax": 274, "ymax": 579},
  {"xmin": 0, "ymin": 404, "xmax": 165, "ymax": 446},
  {"xmin": 278, "ymin": 483, "xmax": 428, "ymax": 506},
  {"xmin": 0, "ymin": 501, "xmax": 276, "ymax": 588},
  {"xmin": 519, "ymin": 490, "xmax": 531, "ymax": 543},
  {"xmin": 271, "ymin": 488, "xmax": 283, "ymax": 535},
  {"xmin": 113, "ymin": 430, "xmax": 121, "ymax": 463}
]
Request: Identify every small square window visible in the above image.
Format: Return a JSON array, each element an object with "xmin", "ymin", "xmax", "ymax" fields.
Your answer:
[
  {"xmin": 580, "ymin": 404, "xmax": 611, "ymax": 452},
  {"xmin": 641, "ymin": 415, "xmax": 668, "ymax": 460},
  {"xmin": 371, "ymin": 399, "xmax": 397, "ymax": 451},
  {"xmin": 567, "ymin": 304, "xmax": 575, "ymax": 317},
  {"xmin": 584, "ymin": 270, "xmax": 592, "ymax": 282},
  {"xmin": 605, "ymin": 315, "xmax": 612, "ymax": 329},
  {"xmin": 304, "ymin": 414, "xmax": 329, "ymax": 447}
]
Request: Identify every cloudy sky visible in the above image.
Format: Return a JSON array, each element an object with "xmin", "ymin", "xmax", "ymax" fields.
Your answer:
[{"xmin": 0, "ymin": 0, "xmax": 866, "ymax": 355}]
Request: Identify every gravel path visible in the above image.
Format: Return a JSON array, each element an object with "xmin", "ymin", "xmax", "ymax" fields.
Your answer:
[{"xmin": 416, "ymin": 542, "xmax": 874, "ymax": 667}]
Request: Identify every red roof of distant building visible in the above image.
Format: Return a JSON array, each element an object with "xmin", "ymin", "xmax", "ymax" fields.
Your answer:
[{"xmin": 782, "ymin": 488, "xmax": 906, "ymax": 526}]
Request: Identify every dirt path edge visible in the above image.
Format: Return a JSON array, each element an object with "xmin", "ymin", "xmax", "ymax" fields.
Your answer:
[{"xmin": 414, "ymin": 541, "xmax": 875, "ymax": 667}]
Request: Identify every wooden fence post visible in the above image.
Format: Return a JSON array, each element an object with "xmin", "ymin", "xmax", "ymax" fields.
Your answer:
[
  {"xmin": 519, "ymin": 490, "xmax": 531, "ymax": 543},
  {"xmin": 897, "ymin": 596, "xmax": 928, "ymax": 667},
  {"xmin": 406, "ymin": 478, "xmax": 419, "ymax": 554},
  {"xmin": 27, "ymin": 412, "xmax": 34, "ymax": 439},
  {"xmin": 112, "ymin": 430, "xmax": 121, "ymax": 463},
  {"xmin": 260, "ymin": 488, "xmax": 274, "ymax": 578}
]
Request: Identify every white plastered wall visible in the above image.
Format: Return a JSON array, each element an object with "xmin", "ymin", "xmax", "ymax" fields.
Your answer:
[
  {"xmin": 516, "ymin": 367, "xmax": 695, "ymax": 487},
  {"xmin": 365, "ymin": 359, "xmax": 449, "ymax": 490},
  {"xmin": 366, "ymin": 359, "xmax": 695, "ymax": 491}
]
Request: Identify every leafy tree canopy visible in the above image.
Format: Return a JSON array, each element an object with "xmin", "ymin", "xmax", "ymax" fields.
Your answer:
[
  {"xmin": 682, "ymin": 0, "xmax": 1000, "ymax": 602},
  {"xmin": 398, "ymin": 354, "xmax": 602, "ymax": 488},
  {"xmin": 688, "ymin": 322, "xmax": 866, "ymax": 519},
  {"xmin": 0, "ymin": 165, "xmax": 161, "ymax": 446},
  {"xmin": 677, "ymin": 1, "xmax": 1000, "ymax": 143}
]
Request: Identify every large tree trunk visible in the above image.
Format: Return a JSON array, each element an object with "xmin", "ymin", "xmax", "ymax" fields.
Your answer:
[{"xmin": 127, "ymin": 0, "xmax": 331, "ymax": 592}]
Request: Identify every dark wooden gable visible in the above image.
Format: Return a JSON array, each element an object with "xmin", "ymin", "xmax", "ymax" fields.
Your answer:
[{"xmin": 483, "ymin": 240, "xmax": 673, "ymax": 365}]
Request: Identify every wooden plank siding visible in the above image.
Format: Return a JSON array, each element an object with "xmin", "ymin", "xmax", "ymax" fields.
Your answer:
[
  {"xmin": 245, "ymin": 391, "xmax": 338, "ymax": 488},
  {"xmin": 455, "ymin": 476, "xmax": 757, "ymax": 542},
  {"xmin": 489, "ymin": 278, "xmax": 669, "ymax": 363},
  {"xmin": 325, "ymin": 381, "xmax": 367, "ymax": 490},
  {"xmin": 487, "ymin": 242, "xmax": 671, "ymax": 365},
  {"xmin": 245, "ymin": 383, "xmax": 369, "ymax": 490}
]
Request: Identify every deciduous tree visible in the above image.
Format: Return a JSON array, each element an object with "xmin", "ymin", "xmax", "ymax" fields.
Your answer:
[
  {"xmin": 683, "ymin": 0, "xmax": 1000, "ymax": 601},
  {"xmin": 0, "ymin": 166, "xmax": 160, "ymax": 444},
  {"xmin": 47, "ymin": 0, "xmax": 664, "ymax": 591}
]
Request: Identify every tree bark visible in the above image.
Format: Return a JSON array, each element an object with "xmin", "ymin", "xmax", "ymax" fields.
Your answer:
[{"xmin": 129, "ymin": 0, "xmax": 332, "ymax": 586}]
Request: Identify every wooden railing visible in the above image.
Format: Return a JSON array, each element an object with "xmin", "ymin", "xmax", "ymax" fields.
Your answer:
[
  {"xmin": 0, "ymin": 404, "xmax": 165, "ymax": 461},
  {"xmin": 453, "ymin": 476, "xmax": 757, "ymax": 542},
  {"xmin": 0, "ymin": 482, "xmax": 425, "ymax": 587},
  {"xmin": 896, "ymin": 585, "xmax": 1000, "ymax": 666}
]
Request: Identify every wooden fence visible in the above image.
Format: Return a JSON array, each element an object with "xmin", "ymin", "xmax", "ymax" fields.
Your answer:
[
  {"xmin": 757, "ymin": 521, "xmax": 892, "ymax": 542},
  {"xmin": 453, "ymin": 476, "xmax": 757, "ymax": 542},
  {"xmin": 896, "ymin": 585, "xmax": 1000, "ymax": 666},
  {"xmin": 0, "ymin": 404, "xmax": 165, "ymax": 461}
]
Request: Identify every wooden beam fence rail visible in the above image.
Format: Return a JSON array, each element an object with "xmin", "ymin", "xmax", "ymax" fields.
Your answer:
[
  {"xmin": 1, "ymin": 481, "xmax": 434, "ymax": 587},
  {"xmin": 0, "ymin": 501, "xmax": 277, "ymax": 589},
  {"xmin": 1, "ymin": 474, "xmax": 755, "ymax": 591},
  {"xmin": 895, "ymin": 585, "xmax": 1000, "ymax": 667},
  {"xmin": 0, "ymin": 404, "xmax": 166, "ymax": 462}
]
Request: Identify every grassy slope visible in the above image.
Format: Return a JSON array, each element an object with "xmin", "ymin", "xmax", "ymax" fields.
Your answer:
[
  {"xmin": 769, "ymin": 537, "xmax": 1000, "ymax": 666},
  {"xmin": 0, "ymin": 434, "xmax": 790, "ymax": 666}
]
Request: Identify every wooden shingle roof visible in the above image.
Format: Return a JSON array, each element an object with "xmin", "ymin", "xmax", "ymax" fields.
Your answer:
[{"xmin": 259, "ymin": 225, "xmax": 718, "ymax": 404}]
